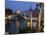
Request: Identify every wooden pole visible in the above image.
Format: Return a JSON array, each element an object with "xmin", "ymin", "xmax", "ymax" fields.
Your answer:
[
  {"xmin": 31, "ymin": 12, "xmax": 32, "ymax": 29},
  {"xmin": 38, "ymin": 8, "xmax": 41, "ymax": 31}
]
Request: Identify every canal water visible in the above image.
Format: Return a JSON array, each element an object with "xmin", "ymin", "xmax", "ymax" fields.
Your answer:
[{"xmin": 6, "ymin": 15, "xmax": 27, "ymax": 34}]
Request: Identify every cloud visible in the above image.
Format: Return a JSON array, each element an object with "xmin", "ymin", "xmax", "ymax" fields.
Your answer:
[
  {"xmin": 8, "ymin": 0, "xmax": 25, "ymax": 1},
  {"xmin": 8, "ymin": 0, "xmax": 40, "ymax": 2},
  {"xmin": 8, "ymin": 0, "xmax": 44, "ymax": 2}
]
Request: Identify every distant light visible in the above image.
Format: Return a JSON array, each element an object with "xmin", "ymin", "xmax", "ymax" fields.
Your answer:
[
  {"xmin": 16, "ymin": 10, "xmax": 21, "ymax": 14},
  {"xmin": 8, "ymin": 15, "xmax": 11, "ymax": 19},
  {"xmin": 17, "ymin": 10, "xmax": 20, "ymax": 12}
]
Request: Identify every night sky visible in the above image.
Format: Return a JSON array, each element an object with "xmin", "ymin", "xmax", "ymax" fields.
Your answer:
[{"xmin": 5, "ymin": 0, "xmax": 37, "ymax": 11}]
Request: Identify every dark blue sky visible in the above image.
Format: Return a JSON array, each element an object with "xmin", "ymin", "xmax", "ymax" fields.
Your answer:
[{"xmin": 5, "ymin": 0, "xmax": 37, "ymax": 11}]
